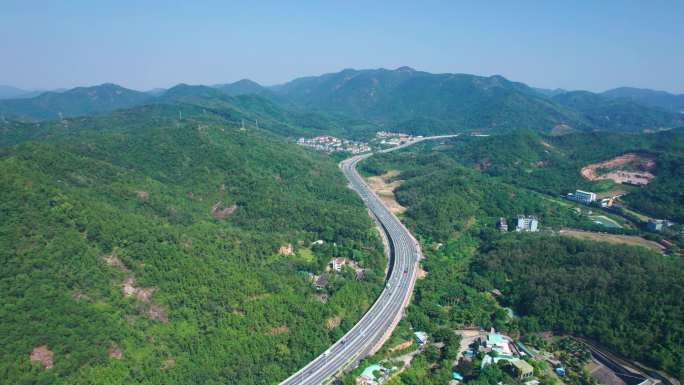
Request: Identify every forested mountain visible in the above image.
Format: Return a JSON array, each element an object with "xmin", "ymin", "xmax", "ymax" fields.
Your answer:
[
  {"xmin": 3, "ymin": 70, "xmax": 682, "ymax": 137},
  {"xmin": 552, "ymin": 90, "xmax": 683, "ymax": 132},
  {"xmin": 271, "ymin": 67, "xmax": 582, "ymax": 134},
  {"xmin": 0, "ymin": 105, "xmax": 386, "ymax": 384},
  {"xmin": 0, "ymin": 83, "xmax": 152, "ymax": 121},
  {"xmin": 0, "ymin": 85, "xmax": 38, "ymax": 99},
  {"xmin": 215, "ymin": 79, "xmax": 267, "ymax": 96},
  {"xmin": 270, "ymin": 67, "xmax": 684, "ymax": 134},
  {"xmin": 602, "ymin": 87, "xmax": 684, "ymax": 112}
]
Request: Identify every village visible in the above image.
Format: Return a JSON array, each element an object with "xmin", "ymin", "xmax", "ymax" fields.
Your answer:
[
  {"xmin": 297, "ymin": 135, "xmax": 371, "ymax": 154},
  {"xmin": 296, "ymin": 131, "xmax": 423, "ymax": 154},
  {"xmin": 354, "ymin": 328, "xmax": 658, "ymax": 385}
]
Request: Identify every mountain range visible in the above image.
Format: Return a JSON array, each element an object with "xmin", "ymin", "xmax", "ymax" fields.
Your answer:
[{"xmin": 1, "ymin": 68, "xmax": 682, "ymax": 136}]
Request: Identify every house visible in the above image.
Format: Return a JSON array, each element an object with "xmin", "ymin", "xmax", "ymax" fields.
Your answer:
[
  {"xmin": 485, "ymin": 330, "xmax": 513, "ymax": 358},
  {"xmin": 659, "ymin": 239, "xmax": 673, "ymax": 248},
  {"xmin": 313, "ymin": 274, "xmax": 329, "ymax": 289},
  {"xmin": 331, "ymin": 257, "xmax": 347, "ymax": 272},
  {"xmin": 359, "ymin": 363, "xmax": 393, "ymax": 385},
  {"xmin": 567, "ymin": 190, "xmax": 597, "ymax": 204},
  {"xmin": 414, "ymin": 331, "xmax": 428, "ymax": 345},
  {"xmin": 481, "ymin": 354, "xmax": 494, "ymax": 369},
  {"xmin": 498, "ymin": 217, "xmax": 508, "ymax": 232},
  {"xmin": 511, "ymin": 359, "xmax": 534, "ymax": 379},
  {"xmin": 647, "ymin": 219, "xmax": 664, "ymax": 232},
  {"xmin": 516, "ymin": 215, "xmax": 539, "ymax": 232}
]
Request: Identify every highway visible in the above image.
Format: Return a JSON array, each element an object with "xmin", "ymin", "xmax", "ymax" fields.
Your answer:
[{"xmin": 279, "ymin": 135, "xmax": 457, "ymax": 385}]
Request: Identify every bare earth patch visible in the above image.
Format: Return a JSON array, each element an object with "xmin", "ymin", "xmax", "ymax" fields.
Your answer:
[
  {"xmin": 267, "ymin": 325, "xmax": 290, "ymax": 335},
  {"xmin": 389, "ymin": 340, "xmax": 414, "ymax": 353},
  {"xmin": 121, "ymin": 276, "xmax": 155, "ymax": 302},
  {"xmin": 108, "ymin": 344, "xmax": 123, "ymax": 360},
  {"xmin": 148, "ymin": 305, "xmax": 169, "ymax": 323},
  {"xmin": 278, "ymin": 243, "xmax": 294, "ymax": 255},
  {"xmin": 416, "ymin": 264, "xmax": 428, "ymax": 279},
  {"xmin": 559, "ymin": 228, "xmax": 664, "ymax": 253},
  {"xmin": 29, "ymin": 345, "xmax": 54, "ymax": 370},
  {"xmin": 326, "ymin": 315, "xmax": 342, "ymax": 330},
  {"xmin": 103, "ymin": 253, "xmax": 128, "ymax": 271},
  {"xmin": 135, "ymin": 191, "xmax": 149, "ymax": 199},
  {"xmin": 366, "ymin": 170, "xmax": 406, "ymax": 214},
  {"xmin": 161, "ymin": 358, "xmax": 175, "ymax": 370},
  {"xmin": 210, "ymin": 201, "xmax": 237, "ymax": 218},
  {"xmin": 581, "ymin": 153, "xmax": 656, "ymax": 185}
]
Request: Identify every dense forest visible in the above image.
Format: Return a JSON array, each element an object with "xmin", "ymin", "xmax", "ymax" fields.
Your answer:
[
  {"xmin": 472, "ymin": 236, "xmax": 684, "ymax": 380},
  {"xmin": 0, "ymin": 106, "xmax": 385, "ymax": 384}
]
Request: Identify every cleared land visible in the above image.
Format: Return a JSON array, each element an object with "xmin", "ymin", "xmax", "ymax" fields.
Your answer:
[
  {"xmin": 559, "ymin": 228, "xmax": 664, "ymax": 253},
  {"xmin": 366, "ymin": 170, "xmax": 407, "ymax": 214},
  {"xmin": 581, "ymin": 153, "xmax": 656, "ymax": 185}
]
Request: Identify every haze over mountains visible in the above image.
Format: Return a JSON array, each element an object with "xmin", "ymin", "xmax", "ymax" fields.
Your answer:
[{"xmin": 1, "ymin": 67, "xmax": 682, "ymax": 136}]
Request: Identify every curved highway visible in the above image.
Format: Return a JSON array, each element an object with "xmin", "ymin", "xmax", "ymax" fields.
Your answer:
[{"xmin": 279, "ymin": 135, "xmax": 457, "ymax": 385}]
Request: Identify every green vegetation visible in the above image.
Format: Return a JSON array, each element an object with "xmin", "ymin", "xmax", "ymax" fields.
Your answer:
[
  {"xmin": 4, "ymin": 69, "xmax": 683, "ymax": 138},
  {"xmin": 355, "ymin": 132, "xmax": 684, "ymax": 383},
  {"xmin": 551, "ymin": 90, "xmax": 682, "ymax": 132},
  {"xmin": 0, "ymin": 83, "xmax": 152, "ymax": 121},
  {"xmin": 273, "ymin": 67, "xmax": 683, "ymax": 134},
  {"xmin": 0, "ymin": 106, "xmax": 385, "ymax": 384},
  {"xmin": 472, "ymin": 236, "xmax": 684, "ymax": 380}
]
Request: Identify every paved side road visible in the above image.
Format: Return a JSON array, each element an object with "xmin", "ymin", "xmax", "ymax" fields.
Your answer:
[{"xmin": 279, "ymin": 135, "xmax": 457, "ymax": 385}]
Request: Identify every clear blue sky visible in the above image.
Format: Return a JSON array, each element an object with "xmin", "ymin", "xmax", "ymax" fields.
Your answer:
[{"xmin": 2, "ymin": 0, "xmax": 683, "ymax": 93}]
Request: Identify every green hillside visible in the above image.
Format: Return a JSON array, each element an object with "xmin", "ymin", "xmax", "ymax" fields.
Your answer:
[
  {"xmin": 552, "ymin": 90, "xmax": 683, "ymax": 132},
  {"xmin": 273, "ymin": 67, "xmax": 582, "ymax": 134},
  {"xmin": 0, "ymin": 106, "xmax": 385, "ymax": 384},
  {"xmin": 602, "ymin": 87, "xmax": 684, "ymax": 112},
  {"xmin": 0, "ymin": 84, "xmax": 152, "ymax": 121},
  {"xmin": 355, "ymin": 133, "xmax": 684, "ymax": 382}
]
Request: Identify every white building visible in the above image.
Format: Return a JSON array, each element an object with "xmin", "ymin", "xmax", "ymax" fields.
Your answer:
[
  {"xmin": 568, "ymin": 190, "xmax": 596, "ymax": 204},
  {"xmin": 516, "ymin": 215, "xmax": 539, "ymax": 232}
]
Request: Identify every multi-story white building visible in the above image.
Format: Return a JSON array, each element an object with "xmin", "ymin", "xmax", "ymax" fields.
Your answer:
[
  {"xmin": 567, "ymin": 190, "xmax": 597, "ymax": 204},
  {"xmin": 516, "ymin": 215, "xmax": 539, "ymax": 232}
]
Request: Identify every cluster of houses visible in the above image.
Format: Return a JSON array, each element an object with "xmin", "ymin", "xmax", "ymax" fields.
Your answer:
[
  {"xmin": 498, "ymin": 216, "xmax": 540, "ymax": 233},
  {"xmin": 297, "ymin": 136, "xmax": 370, "ymax": 153},
  {"xmin": 375, "ymin": 131, "xmax": 421, "ymax": 147},
  {"xmin": 310, "ymin": 257, "xmax": 366, "ymax": 290},
  {"xmin": 459, "ymin": 329, "xmax": 567, "ymax": 384}
]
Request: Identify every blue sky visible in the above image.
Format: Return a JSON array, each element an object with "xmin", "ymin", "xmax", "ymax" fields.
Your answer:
[{"xmin": 1, "ymin": 0, "xmax": 683, "ymax": 92}]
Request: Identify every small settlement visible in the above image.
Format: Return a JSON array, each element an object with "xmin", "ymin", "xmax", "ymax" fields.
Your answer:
[{"xmin": 297, "ymin": 135, "xmax": 371, "ymax": 153}]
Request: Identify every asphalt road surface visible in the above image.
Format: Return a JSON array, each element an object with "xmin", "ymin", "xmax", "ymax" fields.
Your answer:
[{"xmin": 279, "ymin": 135, "xmax": 457, "ymax": 385}]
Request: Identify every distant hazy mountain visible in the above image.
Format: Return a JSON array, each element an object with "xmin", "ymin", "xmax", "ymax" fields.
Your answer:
[
  {"xmin": 214, "ymin": 79, "xmax": 266, "ymax": 96},
  {"xmin": 552, "ymin": 90, "xmax": 683, "ymax": 132},
  {"xmin": 0, "ymin": 85, "xmax": 42, "ymax": 100},
  {"xmin": 602, "ymin": 87, "xmax": 684, "ymax": 113},
  {"xmin": 145, "ymin": 88, "xmax": 167, "ymax": 96},
  {"xmin": 0, "ymin": 83, "xmax": 152, "ymax": 121},
  {"xmin": 532, "ymin": 87, "xmax": 568, "ymax": 97}
]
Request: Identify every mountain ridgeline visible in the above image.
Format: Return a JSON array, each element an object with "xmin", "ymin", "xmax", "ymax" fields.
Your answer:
[{"xmin": 2, "ymin": 68, "xmax": 682, "ymax": 136}]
